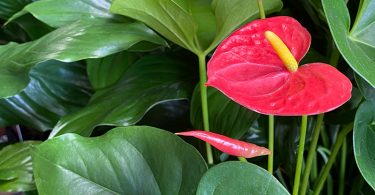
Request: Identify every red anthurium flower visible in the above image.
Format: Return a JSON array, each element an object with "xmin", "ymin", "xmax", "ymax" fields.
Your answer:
[{"xmin": 206, "ymin": 16, "xmax": 352, "ymax": 115}]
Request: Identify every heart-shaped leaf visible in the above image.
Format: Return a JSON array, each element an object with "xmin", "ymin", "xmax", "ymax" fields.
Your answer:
[
  {"xmin": 196, "ymin": 161, "xmax": 289, "ymax": 195},
  {"xmin": 0, "ymin": 141, "xmax": 41, "ymax": 192},
  {"xmin": 0, "ymin": 60, "xmax": 92, "ymax": 131},
  {"xmin": 87, "ymin": 51, "xmax": 137, "ymax": 90},
  {"xmin": 191, "ymin": 86, "xmax": 259, "ymax": 139},
  {"xmin": 322, "ymin": 0, "xmax": 375, "ymax": 87},
  {"xmin": 0, "ymin": 19, "xmax": 166, "ymax": 98},
  {"xmin": 7, "ymin": 0, "xmax": 128, "ymax": 28},
  {"xmin": 50, "ymin": 55, "xmax": 195, "ymax": 137},
  {"xmin": 33, "ymin": 126, "xmax": 207, "ymax": 194},
  {"xmin": 110, "ymin": 0, "xmax": 283, "ymax": 54},
  {"xmin": 353, "ymin": 101, "xmax": 375, "ymax": 190},
  {"xmin": 207, "ymin": 16, "xmax": 352, "ymax": 115}
]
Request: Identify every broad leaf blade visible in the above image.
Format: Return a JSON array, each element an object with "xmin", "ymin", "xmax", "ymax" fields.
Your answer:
[
  {"xmin": 322, "ymin": 0, "xmax": 375, "ymax": 87},
  {"xmin": 50, "ymin": 55, "xmax": 195, "ymax": 137},
  {"xmin": 354, "ymin": 101, "xmax": 375, "ymax": 190},
  {"xmin": 33, "ymin": 126, "xmax": 207, "ymax": 194},
  {"xmin": 0, "ymin": 20, "xmax": 166, "ymax": 98},
  {"xmin": 0, "ymin": 141, "xmax": 41, "ymax": 192},
  {"xmin": 110, "ymin": 0, "xmax": 199, "ymax": 52},
  {"xmin": 0, "ymin": 60, "xmax": 92, "ymax": 131},
  {"xmin": 196, "ymin": 161, "xmax": 289, "ymax": 195},
  {"xmin": 7, "ymin": 0, "xmax": 128, "ymax": 28},
  {"xmin": 87, "ymin": 52, "xmax": 137, "ymax": 90}
]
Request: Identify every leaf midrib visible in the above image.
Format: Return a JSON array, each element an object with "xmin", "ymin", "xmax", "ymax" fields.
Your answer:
[{"xmin": 33, "ymin": 152, "xmax": 122, "ymax": 195}]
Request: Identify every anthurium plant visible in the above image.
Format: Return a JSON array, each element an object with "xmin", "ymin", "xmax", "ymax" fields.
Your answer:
[{"xmin": 0, "ymin": 0, "xmax": 374, "ymax": 194}]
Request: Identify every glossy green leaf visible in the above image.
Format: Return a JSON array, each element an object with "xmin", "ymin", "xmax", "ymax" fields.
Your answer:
[
  {"xmin": 13, "ymin": 14, "xmax": 53, "ymax": 40},
  {"xmin": 8, "ymin": 0, "xmax": 128, "ymax": 28},
  {"xmin": 355, "ymin": 73, "xmax": 375, "ymax": 102},
  {"xmin": 322, "ymin": 0, "xmax": 375, "ymax": 87},
  {"xmin": 0, "ymin": 0, "xmax": 32, "ymax": 20},
  {"xmin": 0, "ymin": 141, "xmax": 41, "ymax": 192},
  {"xmin": 33, "ymin": 126, "xmax": 207, "ymax": 195},
  {"xmin": 87, "ymin": 51, "xmax": 137, "ymax": 90},
  {"xmin": 196, "ymin": 161, "xmax": 289, "ymax": 195},
  {"xmin": 354, "ymin": 101, "xmax": 375, "ymax": 190},
  {"xmin": 50, "ymin": 55, "xmax": 195, "ymax": 137},
  {"xmin": 0, "ymin": 60, "xmax": 92, "ymax": 131},
  {"xmin": 191, "ymin": 86, "xmax": 259, "ymax": 139},
  {"xmin": 110, "ymin": 0, "xmax": 202, "ymax": 53},
  {"xmin": 110, "ymin": 0, "xmax": 282, "ymax": 54},
  {"xmin": 0, "ymin": 19, "xmax": 166, "ymax": 98}
]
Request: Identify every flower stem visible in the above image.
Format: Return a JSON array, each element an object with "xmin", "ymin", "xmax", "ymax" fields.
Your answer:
[
  {"xmin": 338, "ymin": 137, "xmax": 347, "ymax": 195},
  {"xmin": 238, "ymin": 157, "xmax": 248, "ymax": 162},
  {"xmin": 197, "ymin": 53, "xmax": 213, "ymax": 165},
  {"xmin": 268, "ymin": 115, "xmax": 274, "ymax": 173},
  {"xmin": 257, "ymin": 0, "xmax": 266, "ymax": 19},
  {"xmin": 292, "ymin": 115, "xmax": 308, "ymax": 195},
  {"xmin": 312, "ymin": 123, "xmax": 353, "ymax": 195},
  {"xmin": 299, "ymin": 114, "xmax": 324, "ymax": 195}
]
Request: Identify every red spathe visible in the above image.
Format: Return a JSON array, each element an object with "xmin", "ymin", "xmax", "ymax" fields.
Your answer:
[{"xmin": 207, "ymin": 16, "xmax": 352, "ymax": 115}]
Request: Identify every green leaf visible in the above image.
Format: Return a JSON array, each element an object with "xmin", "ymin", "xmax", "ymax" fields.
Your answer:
[
  {"xmin": 354, "ymin": 101, "xmax": 375, "ymax": 190},
  {"xmin": 322, "ymin": 0, "xmax": 375, "ymax": 87},
  {"xmin": 191, "ymin": 86, "xmax": 259, "ymax": 139},
  {"xmin": 50, "ymin": 55, "xmax": 195, "ymax": 137},
  {"xmin": 0, "ymin": 0, "xmax": 32, "ymax": 20},
  {"xmin": 0, "ymin": 141, "xmax": 41, "ymax": 192},
  {"xmin": 196, "ymin": 161, "xmax": 289, "ymax": 195},
  {"xmin": 33, "ymin": 126, "xmax": 207, "ymax": 195},
  {"xmin": 12, "ymin": 14, "xmax": 53, "ymax": 40},
  {"xmin": 110, "ymin": 0, "xmax": 201, "ymax": 53},
  {"xmin": 110, "ymin": 0, "xmax": 283, "ymax": 54},
  {"xmin": 0, "ymin": 19, "xmax": 166, "ymax": 98},
  {"xmin": 87, "ymin": 51, "xmax": 137, "ymax": 90},
  {"xmin": 0, "ymin": 60, "xmax": 92, "ymax": 131},
  {"xmin": 7, "ymin": 0, "xmax": 128, "ymax": 28},
  {"xmin": 355, "ymin": 73, "xmax": 375, "ymax": 102}
]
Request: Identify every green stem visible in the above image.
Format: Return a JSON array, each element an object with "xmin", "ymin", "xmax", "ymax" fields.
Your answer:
[
  {"xmin": 338, "ymin": 138, "xmax": 347, "ymax": 195},
  {"xmin": 238, "ymin": 157, "xmax": 248, "ymax": 162},
  {"xmin": 311, "ymin": 154, "xmax": 318, "ymax": 181},
  {"xmin": 312, "ymin": 123, "xmax": 353, "ymax": 195},
  {"xmin": 268, "ymin": 115, "xmax": 274, "ymax": 173},
  {"xmin": 198, "ymin": 53, "xmax": 213, "ymax": 165},
  {"xmin": 299, "ymin": 114, "xmax": 324, "ymax": 195},
  {"xmin": 257, "ymin": 0, "xmax": 266, "ymax": 19},
  {"xmin": 292, "ymin": 115, "xmax": 308, "ymax": 195}
]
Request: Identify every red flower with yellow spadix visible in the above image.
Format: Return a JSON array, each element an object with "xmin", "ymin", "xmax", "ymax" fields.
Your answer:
[{"xmin": 206, "ymin": 16, "xmax": 352, "ymax": 115}]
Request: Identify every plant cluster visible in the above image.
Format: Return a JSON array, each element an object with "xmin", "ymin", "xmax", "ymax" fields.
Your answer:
[{"xmin": 0, "ymin": 0, "xmax": 374, "ymax": 194}]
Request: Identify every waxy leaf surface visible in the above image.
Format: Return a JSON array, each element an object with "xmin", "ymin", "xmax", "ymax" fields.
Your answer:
[
  {"xmin": 207, "ymin": 16, "xmax": 352, "ymax": 115},
  {"xmin": 0, "ymin": 60, "xmax": 92, "ymax": 131},
  {"xmin": 0, "ymin": 141, "xmax": 41, "ymax": 192},
  {"xmin": 50, "ymin": 55, "xmax": 195, "ymax": 137},
  {"xmin": 322, "ymin": 0, "xmax": 375, "ymax": 87},
  {"xmin": 354, "ymin": 101, "xmax": 375, "ymax": 190},
  {"xmin": 0, "ymin": 19, "xmax": 166, "ymax": 98},
  {"xmin": 33, "ymin": 126, "xmax": 207, "ymax": 194},
  {"xmin": 196, "ymin": 161, "xmax": 289, "ymax": 195}
]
